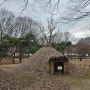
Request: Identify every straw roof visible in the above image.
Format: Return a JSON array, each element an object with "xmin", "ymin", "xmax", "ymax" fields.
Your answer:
[{"xmin": 17, "ymin": 46, "xmax": 62, "ymax": 75}]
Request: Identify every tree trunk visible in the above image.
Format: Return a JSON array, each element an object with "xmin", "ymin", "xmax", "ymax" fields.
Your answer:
[{"xmin": 11, "ymin": 53, "xmax": 15, "ymax": 64}]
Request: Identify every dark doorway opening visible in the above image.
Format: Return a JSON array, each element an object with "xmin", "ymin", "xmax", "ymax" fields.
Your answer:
[{"xmin": 54, "ymin": 62, "xmax": 64, "ymax": 74}]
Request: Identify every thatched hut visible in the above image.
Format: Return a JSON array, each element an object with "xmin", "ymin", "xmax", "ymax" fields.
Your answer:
[{"xmin": 18, "ymin": 46, "xmax": 69, "ymax": 75}]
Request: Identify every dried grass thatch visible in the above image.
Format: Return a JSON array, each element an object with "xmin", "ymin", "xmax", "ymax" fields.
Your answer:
[{"xmin": 17, "ymin": 46, "xmax": 62, "ymax": 75}]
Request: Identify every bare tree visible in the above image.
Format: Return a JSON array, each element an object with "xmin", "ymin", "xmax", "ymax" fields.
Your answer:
[
  {"xmin": 0, "ymin": 9, "xmax": 15, "ymax": 37},
  {"xmin": 52, "ymin": 31, "xmax": 63, "ymax": 43},
  {"xmin": 1, "ymin": 0, "xmax": 90, "ymax": 20},
  {"xmin": 61, "ymin": 0, "xmax": 90, "ymax": 22},
  {"xmin": 47, "ymin": 17, "xmax": 58, "ymax": 44},
  {"xmin": 63, "ymin": 32, "xmax": 72, "ymax": 42},
  {"xmin": 79, "ymin": 37, "xmax": 90, "ymax": 44},
  {"xmin": 65, "ymin": 45, "xmax": 73, "ymax": 58},
  {"xmin": 38, "ymin": 18, "xmax": 74, "ymax": 45},
  {"xmin": 0, "ymin": 9, "xmax": 41, "ymax": 38},
  {"xmin": 53, "ymin": 31, "xmax": 73, "ymax": 43},
  {"xmin": 39, "ymin": 17, "xmax": 59, "ymax": 45}
]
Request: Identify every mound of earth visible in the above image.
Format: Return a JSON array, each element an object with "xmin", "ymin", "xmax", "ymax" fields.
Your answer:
[{"xmin": 0, "ymin": 69, "xmax": 20, "ymax": 90}]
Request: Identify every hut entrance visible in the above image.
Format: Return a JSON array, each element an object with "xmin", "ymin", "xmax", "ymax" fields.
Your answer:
[
  {"xmin": 54, "ymin": 62, "xmax": 64, "ymax": 74},
  {"xmin": 49, "ymin": 56, "xmax": 69, "ymax": 75}
]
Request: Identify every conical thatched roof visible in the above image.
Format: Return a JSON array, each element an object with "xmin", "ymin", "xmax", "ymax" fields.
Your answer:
[
  {"xmin": 17, "ymin": 46, "xmax": 62, "ymax": 75},
  {"xmin": 17, "ymin": 46, "xmax": 84, "ymax": 77}
]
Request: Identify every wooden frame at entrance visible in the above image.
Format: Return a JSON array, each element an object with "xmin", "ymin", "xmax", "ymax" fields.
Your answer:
[{"xmin": 49, "ymin": 56, "xmax": 69, "ymax": 75}]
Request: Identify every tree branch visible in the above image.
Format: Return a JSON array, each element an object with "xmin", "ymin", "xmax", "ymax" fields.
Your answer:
[{"xmin": 0, "ymin": 0, "xmax": 7, "ymax": 7}]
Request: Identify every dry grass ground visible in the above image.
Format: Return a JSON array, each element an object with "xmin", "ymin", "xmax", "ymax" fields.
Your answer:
[
  {"xmin": 70, "ymin": 58, "xmax": 90, "ymax": 68},
  {"xmin": 0, "ymin": 63, "xmax": 41, "ymax": 89},
  {"xmin": 56, "ymin": 73, "xmax": 90, "ymax": 90},
  {"xmin": 0, "ymin": 58, "xmax": 90, "ymax": 90},
  {"xmin": 0, "ymin": 57, "xmax": 29, "ymax": 65}
]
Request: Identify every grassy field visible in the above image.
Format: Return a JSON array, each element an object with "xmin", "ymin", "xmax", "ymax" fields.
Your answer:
[
  {"xmin": 57, "ymin": 68, "xmax": 90, "ymax": 90},
  {"xmin": 0, "ymin": 59, "xmax": 90, "ymax": 90}
]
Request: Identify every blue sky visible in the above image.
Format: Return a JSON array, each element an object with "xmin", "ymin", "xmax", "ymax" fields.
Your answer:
[{"xmin": 0, "ymin": 0, "xmax": 90, "ymax": 41}]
